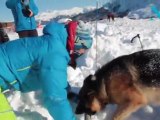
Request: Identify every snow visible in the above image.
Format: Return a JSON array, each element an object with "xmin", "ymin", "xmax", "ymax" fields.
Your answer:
[{"xmin": 6, "ymin": 17, "xmax": 160, "ymax": 120}]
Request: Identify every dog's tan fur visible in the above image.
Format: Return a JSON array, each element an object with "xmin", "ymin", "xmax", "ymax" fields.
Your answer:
[
  {"xmin": 76, "ymin": 50, "xmax": 160, "ymax": 120},
  {"xmin": 89, "ymin": 65, "xmax": 160, "ymax": 120}
]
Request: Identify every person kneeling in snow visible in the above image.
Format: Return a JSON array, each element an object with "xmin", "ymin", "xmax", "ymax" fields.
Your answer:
[
  {"xmin": 66, "ymin": 20, "xmax": 93, "ymax": 69},
  {"xmin": 0, "ymin": 22, "xmax": 92, "ymax": 120}
]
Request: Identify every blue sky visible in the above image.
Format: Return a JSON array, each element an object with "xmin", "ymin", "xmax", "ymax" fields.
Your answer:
[{"xmin": 0, "ymin": 0, "xmax": 96, "ymax": 22}]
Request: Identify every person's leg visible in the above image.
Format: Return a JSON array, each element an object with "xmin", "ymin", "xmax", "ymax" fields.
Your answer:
[
  {"xmin": 39, "ymin": 55, "xmax": 76, "ymax": 120},
  {"xmin": 40, "ymin": 70, "xmax": 76, "ymax": 120}
]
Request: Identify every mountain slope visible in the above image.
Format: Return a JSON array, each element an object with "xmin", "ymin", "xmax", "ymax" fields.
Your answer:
[{"xmin": 104, "ymin": 0, "xmax": 160, "ymax": 18}]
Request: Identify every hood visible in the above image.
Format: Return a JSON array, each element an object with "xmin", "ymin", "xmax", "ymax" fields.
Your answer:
[{"xmin": 43, "ymin": 22, "xmax": 68, "ymax": 47}]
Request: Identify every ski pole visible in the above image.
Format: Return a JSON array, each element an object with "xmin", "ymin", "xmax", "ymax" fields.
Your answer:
[{"xmin": 131, "ymin": 34, "xmax": 143, "ymax": 51}]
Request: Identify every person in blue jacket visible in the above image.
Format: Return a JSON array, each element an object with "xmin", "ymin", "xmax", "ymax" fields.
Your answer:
[
  {"xmin": 0, "ymin": 22, "xmax": 76, "ymax": 120},
  {"xmin": 6, "ymin": 0, "xmax": 39, "ymax": 38}
]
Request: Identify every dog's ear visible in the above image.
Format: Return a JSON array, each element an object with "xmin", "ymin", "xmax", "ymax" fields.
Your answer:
[
  {"xmin": 91, "ymin": 75, "xmax": 96, "ymax": 81},
  {"xmin": 82, "ymin": 74, "xmax": 97, "ymax": 93},
  {"xmin": 75, "ymin": 102, "xmax": 85, "ymax": 114},
  {"xmin": 84, "ymin": 74, "xmax": 96, "ymax": 83}
]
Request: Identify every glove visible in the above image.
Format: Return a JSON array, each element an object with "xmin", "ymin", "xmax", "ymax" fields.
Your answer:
[
  {"xmin": 68, "ymin": 60, "xmax": 77, "ymax": 69},
  {"xmin": 22, "ymin": 6, "xmax": 31, "ymax": 17}
]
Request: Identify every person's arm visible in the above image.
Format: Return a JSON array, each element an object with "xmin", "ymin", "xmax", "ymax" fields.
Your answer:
[
  {"xmin": 67, "ymin": 21, "xmax": 78, "ymax": 69},
  {"xmin": 67, "ymin": 22, "xmax": 76, "ymax": 54},
  {"xmin": 29, "ymin": 0, "xmax": 39, "ymax": 16},
  {"xmin": 6, "ymin": 0, "xmax": 16, "ymax": 9},
  {"xmin": 67, "ymin": 26, "xmax": 75, "ymax": 63}
]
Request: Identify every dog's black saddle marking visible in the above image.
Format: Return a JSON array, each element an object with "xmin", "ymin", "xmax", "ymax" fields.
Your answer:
[
  {"xmin": 132, "ymin": 49, "xmax": 160, "ymax": 87},
  {"xmin": 95, "ymin": 49, "xmax": 160, "ymax": 87}
]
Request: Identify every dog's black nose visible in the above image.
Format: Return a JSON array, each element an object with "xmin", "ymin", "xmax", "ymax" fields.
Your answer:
[
  {"xmin": 75, "ymin": 108, "xmax": 84, "ymax": 114},
  {"xmin": 86, "ymin": 110, "xmax": 96, "ymax": 115},
  {"xmin": 75, "ymin": 101, "xmax": 85, "ymax": 114}
]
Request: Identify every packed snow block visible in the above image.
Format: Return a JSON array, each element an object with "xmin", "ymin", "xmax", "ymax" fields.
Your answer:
[{"xmin": 0, "ymin": 88, "xmax": 16, "ymax": 120}]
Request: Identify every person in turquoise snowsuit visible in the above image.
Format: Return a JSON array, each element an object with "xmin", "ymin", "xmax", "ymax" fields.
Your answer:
[{"xmin": 0, "ymin": 22, "xmax": 76, "ymax": 120}]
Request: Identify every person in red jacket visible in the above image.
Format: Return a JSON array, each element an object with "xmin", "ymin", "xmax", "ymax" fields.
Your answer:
[{"xmin": 66, "ymin": 21, "xmax": 78, "ymax": 68}]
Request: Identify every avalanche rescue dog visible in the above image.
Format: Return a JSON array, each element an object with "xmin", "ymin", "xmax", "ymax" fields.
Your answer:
[{"xmin": 76, "ymin": 49, "xmax": 160, "ymax": 120}]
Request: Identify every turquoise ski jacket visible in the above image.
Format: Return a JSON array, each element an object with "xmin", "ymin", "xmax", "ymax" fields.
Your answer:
[
  {"xmin": 6, "ymin": 0, "xmax": 38, "ymax": 32},
  {"xmin": 0, "ymin": 22, "xmax": 76, "ymax": 120}
]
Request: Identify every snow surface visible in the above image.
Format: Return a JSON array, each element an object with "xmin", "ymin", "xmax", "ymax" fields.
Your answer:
[{"xmin": 6, "ymin": 17, "xmax": 160, "ymax": 120}]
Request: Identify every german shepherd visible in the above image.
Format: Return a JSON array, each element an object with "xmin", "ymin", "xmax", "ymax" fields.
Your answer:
[{"xmin": 76, "ymin": 49, "xmax": 160, "ymax": 120}]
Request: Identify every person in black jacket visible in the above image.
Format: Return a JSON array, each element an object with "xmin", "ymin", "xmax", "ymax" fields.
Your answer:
[{"xmin": 0, "ymin": 23, "xmax": 9, "ymax": 44}]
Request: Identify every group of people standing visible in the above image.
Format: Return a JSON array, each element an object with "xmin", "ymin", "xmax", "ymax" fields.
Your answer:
[{"xmin": 0, "ymin": 0, "xmax": 93, "ymax": 120}]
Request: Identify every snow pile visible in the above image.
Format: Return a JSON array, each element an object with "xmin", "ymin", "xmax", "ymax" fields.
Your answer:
[{"xmin": 7, "ymin": 17, "xmax": 160, "ymax": 120}]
